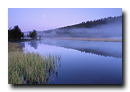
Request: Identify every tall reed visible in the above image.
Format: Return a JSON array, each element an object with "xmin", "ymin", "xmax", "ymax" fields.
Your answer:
[{"xmin": 8, "ymin": 42, "xmax": 61, "ymax": 84}]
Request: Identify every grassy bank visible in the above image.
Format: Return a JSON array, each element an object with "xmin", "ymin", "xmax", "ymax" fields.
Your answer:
[{"xmin": 8, "ymin": 42, "xmax": 60, "ymax": 84}]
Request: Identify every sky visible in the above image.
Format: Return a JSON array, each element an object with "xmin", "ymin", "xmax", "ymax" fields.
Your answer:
[{"xmin": 8, "ymin": 8, "xmax": 122, "ymax": 32}]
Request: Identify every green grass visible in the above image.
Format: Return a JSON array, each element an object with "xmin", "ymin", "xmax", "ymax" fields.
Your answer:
[{"xmin": 8, "ymin": 42, "xmax": 61, "ymax": 84}]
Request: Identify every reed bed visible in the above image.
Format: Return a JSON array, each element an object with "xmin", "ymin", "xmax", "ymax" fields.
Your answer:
[
  {"xmin": 8, "ymin": 42, "xmax": 61, "ymax": 84},
  {"xmin": 8, "ymin": 42, "xmax": 21, "ymax": 52}
]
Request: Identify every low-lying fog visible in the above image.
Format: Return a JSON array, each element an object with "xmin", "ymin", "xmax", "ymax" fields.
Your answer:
[{"xmin": 24, "ymin": 16, "xmax": 122, "ymax": 39}]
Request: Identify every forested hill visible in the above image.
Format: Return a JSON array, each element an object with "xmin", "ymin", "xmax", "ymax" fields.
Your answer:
[
  {"xmin": 58, "ymin": 15, "xmax": 122, "ymax": 29},
  {"xmin": 26, "ymin": 15, "xmax": 122, "ymax": 38}
]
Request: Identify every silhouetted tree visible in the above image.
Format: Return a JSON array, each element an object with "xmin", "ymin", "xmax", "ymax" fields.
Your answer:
[
  {"xmin": 8, "ymin": 25, "xmax": 24, "ymax": 40},
  {"xmin": 29, "ymin": 30, "xmax": 37, "ymax": 39},
  {"xmin": 21, "ymin": 32, "xmax": 24, "ymax": 39},
  {"xmin": 8, "ymin": 30, "xmax": 11, "ymax": 39}
]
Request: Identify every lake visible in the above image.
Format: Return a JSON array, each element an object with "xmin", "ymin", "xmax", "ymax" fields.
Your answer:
[{"xmin": 20, "ymin": 39, "xmax": 122, "ymax": 84}]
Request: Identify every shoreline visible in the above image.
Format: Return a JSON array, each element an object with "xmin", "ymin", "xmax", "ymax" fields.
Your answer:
[
  {"xmin": 8, "ymin": 39, "xmax": 43, "ymax": 42},
  {"xmin": 43, "ymin": 37, "xmax": 122, "ymax": 42}
]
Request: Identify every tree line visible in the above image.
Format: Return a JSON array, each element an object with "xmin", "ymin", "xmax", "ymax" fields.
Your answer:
[
  {"xmin": 58, "ymin": 16, "xmax": 118, "ymax": 29},
  {"xmin": 59, "ymin": 19, "xmax": 107, "ymax": 29},
  {"xmin": 8, "ymin": 25, "xmax": 37, "ymax": 40}
]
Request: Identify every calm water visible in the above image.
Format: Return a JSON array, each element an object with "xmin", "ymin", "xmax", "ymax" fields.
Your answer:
[{"xmin": 21, "ymin": 39, "xmax": 122, "ymax": 84}]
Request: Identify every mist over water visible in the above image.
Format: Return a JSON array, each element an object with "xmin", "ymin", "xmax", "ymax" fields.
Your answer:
[
  {"xmin": 23, "ymin": 16, "xmax": 122, "ymax": 39},
  {"xmin": 33, "ymin": 16, "xmax": 122, "ymax": 39},
  {"xmin": 21, "ymin": 16, "xmax": 122, "ymax": 84}
]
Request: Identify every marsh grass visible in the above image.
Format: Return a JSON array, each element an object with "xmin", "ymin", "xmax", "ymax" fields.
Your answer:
[
  {"xmin": 8, "ymin": 42, "xmax": 22, "ymax": 52},
  {"xmin": 8, "ymin": 42, "xmax": 61, "ymax": 84}
]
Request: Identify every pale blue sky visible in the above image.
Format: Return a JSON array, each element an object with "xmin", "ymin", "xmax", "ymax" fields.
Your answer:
[{"xmin": 8, "ymin": 8, "xmax": 122, "ymax": 32}]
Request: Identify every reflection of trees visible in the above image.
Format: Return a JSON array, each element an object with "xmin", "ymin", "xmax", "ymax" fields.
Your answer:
[
  {"xmin": 28, "ymin": 41, "xmax": 38, "ymax": 49},
  {"xmin": 79, "ymin": 49, "xmax": 121, "ymax": 58}
]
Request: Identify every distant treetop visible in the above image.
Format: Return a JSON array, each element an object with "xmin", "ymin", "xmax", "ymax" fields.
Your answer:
[{"xmin": 58, "ymin": 15, "xmax": 122, "ymax": 29}]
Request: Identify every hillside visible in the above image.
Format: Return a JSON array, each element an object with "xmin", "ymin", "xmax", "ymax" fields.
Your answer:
[
  {"xmin": 58, "ymin": 15, "xmax": 122, "ymax": 29},
  {"xmin": 27, "ymin": 15, "xmax": 122, "ymax": 39}
]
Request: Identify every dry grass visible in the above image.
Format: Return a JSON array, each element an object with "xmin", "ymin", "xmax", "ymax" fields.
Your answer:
[{"xmin": 8, "ymin": 42, "xmax": 21, "ymax": 52}]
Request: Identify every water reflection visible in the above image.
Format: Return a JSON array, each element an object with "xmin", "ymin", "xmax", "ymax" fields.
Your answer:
[
  {"xmin": 46, "ymin": 56, "xmax": 61, "ymax": 84},
  {"xmin": 78, "ymin": 49, "xmax": 121, "ymax": 58},
  {"xmin": 22, "ymin": 53, "xmax": 61, "ymax": 84},
  {"xmin": 30, "ymin": 39, "xmax": 122, "ymax": 58},
  {"xmin": 28, "ymin": 41, "xmax": 38, "ymax": 49},
  {"xmin": 22, "ymin": 39, "xmax": 122, "ymax": 84}
]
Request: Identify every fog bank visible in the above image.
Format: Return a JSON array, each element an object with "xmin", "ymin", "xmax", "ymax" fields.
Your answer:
[
  {"xmin": 38, "ymin": 16, "xmax": 122, "ymax": 39},
  {"xmin": 24, "ymin": 16, "xmax": 122, "ymax": 39}
]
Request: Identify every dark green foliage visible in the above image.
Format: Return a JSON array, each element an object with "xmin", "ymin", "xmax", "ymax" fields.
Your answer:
[
  {"xmin": 8, "ymin": 25, "xmax": 24, "ymax": 40},
  {"xmin": 28, "ymin": 30, "xmax": 37, "ymax": 39}
]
